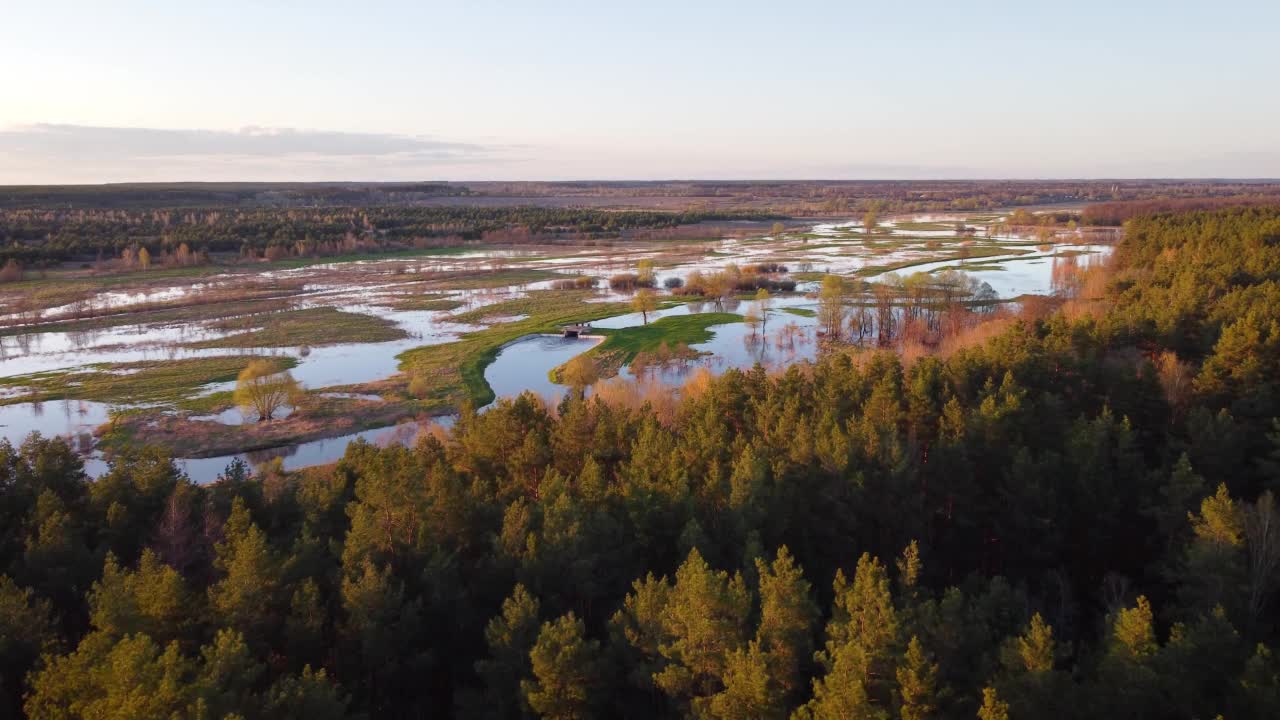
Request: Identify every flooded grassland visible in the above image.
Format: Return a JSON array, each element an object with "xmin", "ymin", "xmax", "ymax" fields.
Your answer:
[{"xmin": 0, "ymin": 213, "xmax": 1115, "ymax": 481}]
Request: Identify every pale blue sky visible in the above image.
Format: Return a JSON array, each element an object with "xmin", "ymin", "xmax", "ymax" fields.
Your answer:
[{"xmin": 2, "ymin": 0, "xmax": 1278, "ymax": 182}]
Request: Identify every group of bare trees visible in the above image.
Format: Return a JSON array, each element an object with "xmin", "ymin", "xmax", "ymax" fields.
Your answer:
[
  {"xmin": 816, "ymin": 270, "xmax": 998, "ymax": 349},
  {"xmin": 679, "ymin": 264, "xmax": 796, "ymax": 307}
]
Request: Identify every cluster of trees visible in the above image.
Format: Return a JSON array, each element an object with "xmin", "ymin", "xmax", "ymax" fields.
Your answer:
[
  {"xmin": 0, "ymin": 207, "xmax": 778, "ymax": 265},
  {"xmin": 549, "ymin": 277, "xmax": 599, "ymax": 291},
  {"xmin": 2, "ymin": 205, "xmax": 1280, "ymax": 718},
  {"xmin": 678, "ymin": 265, "xmax": 797, "ymax": 302},
  {"xmin": 1001, "ymin": 209, "xmax": 1078, "ymax": 229},
  {"xmin": 816, "ymin": 271, "xmax": 999, "ymax": 348},
  {"xmin": 609, "ymin": 260, "xmax": 661, "ymax": 292}
]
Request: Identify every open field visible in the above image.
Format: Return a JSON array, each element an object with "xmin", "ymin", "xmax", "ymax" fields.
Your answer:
[
  {"xmin": 0, "ymin": 355, "xmax": 297, "ymax": 406},
  {"xmin": 190, "ymin": 307, "xmax": 407, "ymax": 348}
]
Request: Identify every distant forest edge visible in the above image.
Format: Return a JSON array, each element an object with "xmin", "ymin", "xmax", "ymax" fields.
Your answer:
[
  {"xmin": 3, "ymin": 179, "xmax": 1280, "ymax": 266},
  {"xmin": 4, "ymin": 180, "xmax": 1280, "ymax": 212},
  {"xmin": 0, "ymin": 206, "xmax": 783, "ymax": 266}
]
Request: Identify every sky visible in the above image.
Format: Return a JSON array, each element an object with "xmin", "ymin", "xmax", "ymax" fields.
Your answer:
[{"xmin": 2, "ymin": 0, "xmax": 1278, "ymax": 183}]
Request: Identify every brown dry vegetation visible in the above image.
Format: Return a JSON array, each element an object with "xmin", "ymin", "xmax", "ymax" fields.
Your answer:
[{"xmin": 101, "ymin": 393, "xmax": 425, "ymax": 457}]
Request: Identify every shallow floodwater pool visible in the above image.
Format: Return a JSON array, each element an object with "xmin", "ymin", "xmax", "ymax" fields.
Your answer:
[
  {"xmin": 484, "ymin": 334, "xmax": 604, "ymax": 406},
  {"xmin": 0, "ymin": 399, "xmax": 112, "ymax": 454}
]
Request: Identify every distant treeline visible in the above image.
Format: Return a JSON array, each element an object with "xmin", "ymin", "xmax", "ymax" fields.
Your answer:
[
  {"xmin": 1083, "ymin": 196, "xmax": 1280, "ymax": 226},
  {"xmin": 6, "ymin": 179, "xmax": 1280, "ymax": 216},
  {"xmin": 0, "ymin": 206, "xmax": 781, "ymax": 265},
  {"xmin": 461, "ymin": 179, "xmax": 1280, "ymax": 215},
  {"xmin": 0, "ymin": 182, "xmax": 472, "ymax": 210}
]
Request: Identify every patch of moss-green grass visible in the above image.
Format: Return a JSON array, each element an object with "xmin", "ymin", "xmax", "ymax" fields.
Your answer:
[
  {"xmin": 397, "ymin": 290, "xmax": 633, "ymax": 407},
  {"xmin": 0, "ymin": 356, "xmax": 297, "ymax": 406},
  {"xmin": 1, "ymin": 298, "xmax": 293, "ymax": 338},
  {"xmin": 429, "ymin": 268, "xmax": 570, "ymax": 290},
  {"xmin": 388, "ymin": 297, "xmax": 466, "ymax": 312},
  {"xmin": 591, "ymin": 313, "xmax": 741, "ymax": 364},
  {"xmin": 856, "ymin": 247, "xmax": 1031, "ymax": 277},
  {"xmin": 190, "ymin": 307, "xmax": 406, "ymax": 348},
  {"xmin": 781, "ymin": 307, "xmax": 816, "ymax": 318}
]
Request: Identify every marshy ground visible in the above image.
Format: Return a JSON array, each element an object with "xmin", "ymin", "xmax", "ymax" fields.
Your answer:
[{"xmin": 0, "ymin": 212, "xmax": 1115, "ymax": 480}]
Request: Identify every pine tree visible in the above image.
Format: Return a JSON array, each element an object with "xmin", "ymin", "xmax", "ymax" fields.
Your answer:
[
  {"xmin": 209, "ymin": 499, "xmax": 281, "ymax": 643},
  {"xmin": 977, "ymin": 686, "xmax": 1009, "ymax": 720},
  {"xmin": 896, "ymin": 636, "xmax": 938, "ymax": 720},
  {"xmin": 24, "ymin": 632, "xmax": 194, "ymax": 719},
  {"xmin": 192, "ymin": 629, "xmax": 263, "ymax": 717},
  {"xmin": 1146, "ymin": 453, "xmax": 1206, "ymax": 554},
  {"xmin": 1014, "ymin": 613, "xmax": 1055, "ymax": 673},
  {"xmin": 754, "ymin": 546, "xmax": 816, "ymax": 698},
  {"xmin": 801, "ymin": 553, "xmax": 899, "ymax": 719},
  {"xmin": 263, "ymin": 666, "xmax": 351, "ymax": 720},
  {"xmin": 896, "ymin": 540, "xmax": 923, "ymax": 596},
  {"xmin": 339, "ymin": 558, "xmax": 426, "ymax": 712},
  {"xmin": 794, "ymin": 639, "xmax": 884, "ymax": 720},
  {"xmin": 997, "ymin": 613, "xmax": 1063, "ymax": 719},
  {"xmin": 820, "ymin": 553, "xmax": 899, "ymax": 700},
  {"xmin": 0, "ymin": 576, "xmax": 55, "ymax": 716},
  {"xmin": 703, "ymin": 641, "xmax": 780, "ymax": 719},
  {"xmin": 474, "ymin": 583, "xmax": 542, "ymax": 718},
  {"xmin": 1238, "ymin": 643, "xmax": 1280, "ymax": 718},
  {"xmin": 522, "ymin": 612, "xmax": 601, "ymax": 720},
  {"xmin": 1097, "ymin": 596, "xmax": 1162, "ymax": 717},
  {"xmin": 1180, "ymin": 485, "xmax": 1247, "ymax": 620},
  {"xmin": 284, "ymin": 579, "xmax": 327, "ymax": 669},
  {"xmin": 652, "ymin": 548, "xmax": 752, "ymax": 709},
  {"xmin": 89, "ymin": 550, "xmax": 193, "ymax": 647}
]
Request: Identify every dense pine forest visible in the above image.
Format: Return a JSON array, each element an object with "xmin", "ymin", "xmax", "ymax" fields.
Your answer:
[{"xmin": 3, "ymin": 206, "xmax": 1280, "ymax": 718}]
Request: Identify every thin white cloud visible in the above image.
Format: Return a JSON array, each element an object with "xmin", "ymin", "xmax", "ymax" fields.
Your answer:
[
  {"xmin": 0, "ymin": 123, "xmax": 497, "ymax": 159},
  {"xmin": 0, "ymin": 123, "xmax": 521, "ymax": 182}
]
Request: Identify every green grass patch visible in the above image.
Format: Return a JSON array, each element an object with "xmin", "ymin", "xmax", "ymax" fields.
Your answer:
[
  {"xmin": 398, "ymin": 290, "xmax": 633, "ymax": 407},
  {"xmin": 190, "ymin": 307, "xmax": 406, "ymax": 348},
  {"xmin": 590, "ymin": 313, "xmax": 741, "ymax": 365},
  {"xmin": 175, "ymin": 390, "xmax": 236, "ymax": 413},
  {"xmin": 388, "ymin": 296, "xmax": 465, "ymax": 312},
  {"xmin": 5, "ymin": 246, "xmax": 479, "ymax": 297},
  {"xmin": 0, "ymin": 356, "xmax": 297, "ymax": 406},
  {"xmin": 261, "ymin": 245, "xmax": 479, "ymax": 270},
  {"xmin": 856, "ymin": 246, "xmax": 1031, "ymax": 277},
  {"xmin": 890, "ymin": 221, "xmax": 959, "ymax": 232},
  {"xmin": 0, "ymin": 298, "xmax": 293, "ymax": 338},
  {"xmin": 437, "ymin": 268, "xmax": 567, "ymax": 290},
  {"xmin": 927, "ymin": 263, "xmax": 1006, "ymax": 273},
  {"xmin": 451, "ymin": 290, "xmax": 601, "ymax": 324},
  {"xmin": 781, "ymin": 307, "xmax": 816, "ymax": 318}
]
